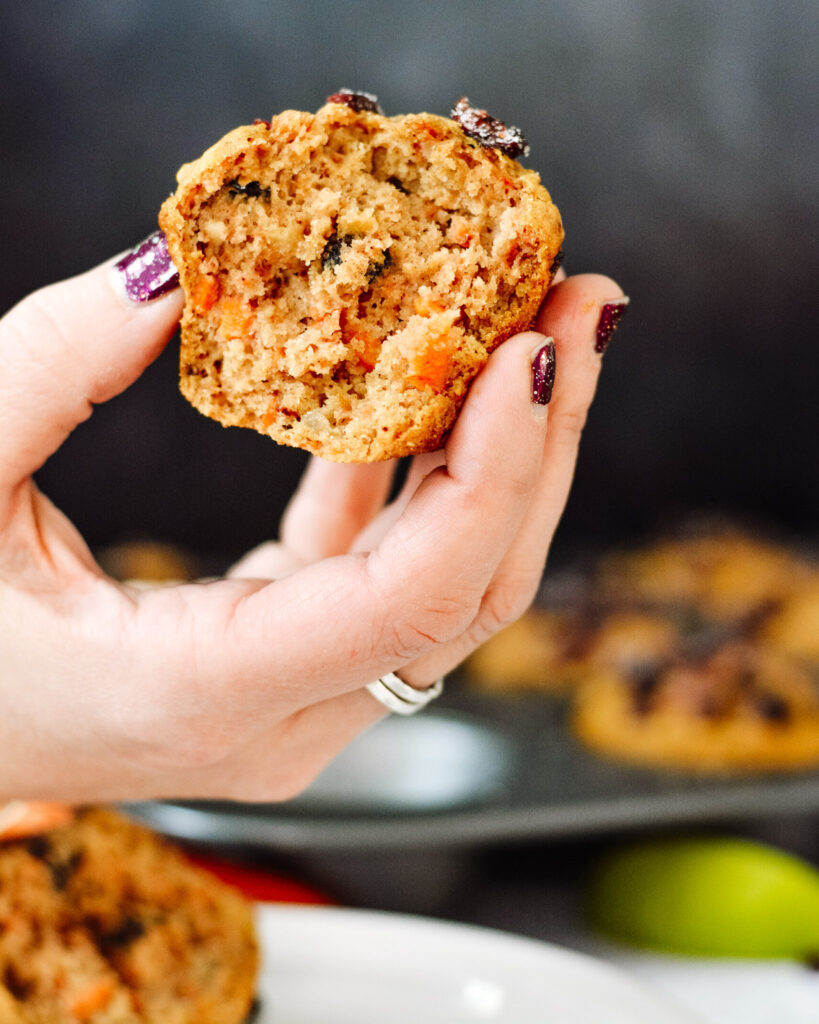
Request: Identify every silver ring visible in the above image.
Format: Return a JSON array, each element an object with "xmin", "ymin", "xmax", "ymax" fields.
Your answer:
[{"xmin": 366, "ymin": 672, "xmax": 445, "ymax": 715}]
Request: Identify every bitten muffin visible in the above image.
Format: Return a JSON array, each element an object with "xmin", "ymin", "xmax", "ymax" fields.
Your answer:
[
  {"xmin": 159, "ymin": 93, "xmax": 564, "ymax": 461},
  {"xmin": 0, "ymin": 809, "xmax": 258, "ymax": 1023},
  {"xmin": 572, "ymin": 642, "xmax": 819, "ymax": 773}
]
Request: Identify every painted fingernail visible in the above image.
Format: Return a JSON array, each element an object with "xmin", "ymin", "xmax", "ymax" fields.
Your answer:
[
  {"xmin": 595, "ymin": 297, "xmax": 629, "ymax": 353},
  {"xmin": 532, "ymin": 338, "xmax": 556, "ymax": 406},
  {"xmin": 114, "ymin": 230, "xmax": 179, "ymax": 303}
]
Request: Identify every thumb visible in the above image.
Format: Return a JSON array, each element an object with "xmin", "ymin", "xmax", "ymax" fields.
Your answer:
[{"xmin": 0, "ymin": 231, "xmax": 181, "ymax": 500}]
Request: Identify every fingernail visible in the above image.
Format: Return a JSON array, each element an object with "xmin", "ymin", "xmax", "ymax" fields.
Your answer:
[
  {"xmin": 532, "ymin": 338, "xmax": 556, "ymax": 407},
  {"xmin": 113, "ymin": 230, "xmax": 179, "ymax": 303},
  {"xmin": 595, "ymin": 297, "xmax": 629, "ymax": 353}
]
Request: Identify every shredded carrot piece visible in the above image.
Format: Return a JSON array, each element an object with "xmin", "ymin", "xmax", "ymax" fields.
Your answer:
[
  {"xmin": 355, "ymin": 331, "xmax": 382, "ymax": 372},
  {"xmin": 191, "ymin": 275, "xmax": 219, "ymax": 313},
  {"xmin": 69, "ymin": 978, "xmax": 115, "ymax": 1020},
  {"xmin": 217, "ymin": 296, "xmax": 254, "ymax": 340},
  {"xmin": 414, "ymin": 294, "xmax": 447, "ymax": 318},
  {"xmin": 406, "ymin": 331, "xmax": 454, "ymax": 392}
]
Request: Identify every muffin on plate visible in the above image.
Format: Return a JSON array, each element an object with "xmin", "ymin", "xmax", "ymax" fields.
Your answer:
[
  {"xmin": 0, "ymin": 808, "xmax": 258, "ymax": 1023},
  {"xmin": 159, "ymin": 92, "xmax": 563, "ymax": 461}
]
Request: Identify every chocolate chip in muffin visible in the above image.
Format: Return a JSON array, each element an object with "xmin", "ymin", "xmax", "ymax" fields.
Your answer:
[
  {"xmin": 451, "ymin": 97, "xmax": 530, "ymax": 158},
  {"xmin": 326, "ymin": 89, "xmax": 383, "ymax": 114}
]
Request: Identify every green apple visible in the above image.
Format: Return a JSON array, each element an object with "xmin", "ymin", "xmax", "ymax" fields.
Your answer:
[{"xmin": 586, "ymin": 836, "xmax": 819, "ymax": 959}]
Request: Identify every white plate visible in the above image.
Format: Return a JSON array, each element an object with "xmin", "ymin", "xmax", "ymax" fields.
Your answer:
[{"xmin": 255, "ymin": 905, "xmax": 703, "ymax": 1023}]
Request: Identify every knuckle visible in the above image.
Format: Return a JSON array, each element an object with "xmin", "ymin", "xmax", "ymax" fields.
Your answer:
[
  {"xmin": 382, "ymin": 594, "xmax": 479, "ymax": 659},
  {"xmin": 550, "ymin": 406, "xmax": 589, "ymax": 449},
  {"xmin": 475, "ymin": 578, "xmax": 539, "ymax": 637}
]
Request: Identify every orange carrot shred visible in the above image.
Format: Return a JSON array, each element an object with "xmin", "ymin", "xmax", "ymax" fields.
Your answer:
[
  {"xmin": 217, "ymin": 296, "xmax": 254, "ymax": 340},
  {"xmin": 191, "ymin": 275, "xmax": 219, "ymax": 313},
  {"xmin": 69, "ymin": 979, "xmax": 115, "ymax": 1020}
]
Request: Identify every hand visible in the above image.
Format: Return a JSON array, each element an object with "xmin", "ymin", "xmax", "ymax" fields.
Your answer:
[{"xmin": 0, "ymin": 233, "xmax": 626, "ymax": 803}]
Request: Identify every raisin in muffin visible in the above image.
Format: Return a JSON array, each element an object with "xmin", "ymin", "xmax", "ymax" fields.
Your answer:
[
  {"xmin": 159, "ymin": 93, "xmax": 564, "ymax": 461},
  {"xmin": 0, "ymin": 808, "xmax": 258, "ymax": 1023},
  {"xmin": 572, "ymin": 642, "xmax": 819, "ymax": 773}
]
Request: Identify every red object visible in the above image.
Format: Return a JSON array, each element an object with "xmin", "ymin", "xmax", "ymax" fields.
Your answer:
[{"xmin": 186, "ymin": 852, "xmax": 333, "ymax": 905}]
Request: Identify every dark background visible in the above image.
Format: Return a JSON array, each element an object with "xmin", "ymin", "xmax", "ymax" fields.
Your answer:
[{"xmin": 3, "ymin": 0, "xmax": 817, "ymax": 567}]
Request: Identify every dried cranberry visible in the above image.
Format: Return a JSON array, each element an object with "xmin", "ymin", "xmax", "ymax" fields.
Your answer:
[
  {"xmin": 326, "ymin": 90, "xmax": 383, "ymax": 114},
  {"xmin": 451, "ymin": 97, "xmax": 530, "ymax": 159}
]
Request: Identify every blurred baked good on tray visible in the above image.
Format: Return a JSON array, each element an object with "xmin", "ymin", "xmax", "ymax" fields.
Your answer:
[{"xmin": 463, "ymin": 521, "xmax": 819, "ymax": 774}]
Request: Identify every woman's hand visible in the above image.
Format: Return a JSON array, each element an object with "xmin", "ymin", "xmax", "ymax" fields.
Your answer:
[{"xmin": 0, "ymin": 233, "xmax": 626, "ymax": 803}]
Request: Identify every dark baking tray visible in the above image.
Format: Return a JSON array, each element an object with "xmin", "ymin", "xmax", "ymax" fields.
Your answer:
[{"xmin": 125, "ymin": 684, "xmax": 819, "ymax": 853}]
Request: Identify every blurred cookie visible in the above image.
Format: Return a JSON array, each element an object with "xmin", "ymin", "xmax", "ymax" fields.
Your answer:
[
  {"xmin": 160, "ymin": 93, "xmax": 563, "ymax": 461},
  {"xmin": 573, "ymin": 642, "xmax": 819, "ymax": 773},
  {"xmin": 0, "ymin": 808, "xmax": 258, "ymax": 1023}
]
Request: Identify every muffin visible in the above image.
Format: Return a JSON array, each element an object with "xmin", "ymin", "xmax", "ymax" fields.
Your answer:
[
  {"xmin": 572, "ymin": 642, "xmax": 819, "ymax": 773},
  {"xmin": 0, "ymin": 808, "xmax": 258, "ymax": 1023},
  {"xmin": 159, "ymin": 92, "xmax": 564, "ymax": 461},
  {"xmin": 465, "ymin": 606, "xmax": 681, "ymax": 693},
  {"xmin": 598, "ymin": 527, "xmax": 807, "ymax": 624},
  {"xmin": 756, "ymin": 575, "xmax": 819, "ymax": 664}
]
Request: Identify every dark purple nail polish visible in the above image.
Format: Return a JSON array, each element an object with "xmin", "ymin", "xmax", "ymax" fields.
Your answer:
[
  {"xmin": 114, "ymin": 230, "xmax": 179, "ymax": 303},
  {"xmin": 595, "ymin": 297, "xmax": 629, "ymax": 353},
  {"xmin": 532, "ymin": 339, "xmax": 556, "ymax": 405}
]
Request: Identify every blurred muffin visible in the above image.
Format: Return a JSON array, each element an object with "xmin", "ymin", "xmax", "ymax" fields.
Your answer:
[
  {"xmin": 97, "ymin": 540, "xmax": 199, "ymax": 584},
  {"xmin": 572, "ymin": 642, "xmax": 819, "ymax": 773},
  {"xmin": 0, "ymin": 808, "xmax": 258, "ymax": 1023},
  {"xmin": 598, "ymin": 527, "xmax": 808, "ymax": 624},
  {"xmin": 465, "ymin": 606, "xmax": 681, "ymax": 692},
  {"xmin": 576, "ymin": 609, "xmax": 682, "ymax": 675},
  {"xmin": 756, "ymin": 574, "xmax": 819, "ymax": 664},
  {"xmin": 464, "ymin": 607, "xmax": 582, "ymax": 692}
]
